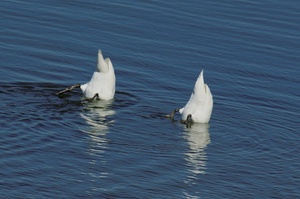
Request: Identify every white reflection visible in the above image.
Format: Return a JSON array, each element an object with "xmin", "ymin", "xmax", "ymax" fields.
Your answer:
[
  {"xmin": 80, "ymin": 100, "xmax": 115, "ymax": 155},
  {"xmin": 183, "ymin": 123, "xmax": 210, "ymax": 199},
  {"xmin": 183, "ymin": 123, "xmax": 210, "ymax": 175}
]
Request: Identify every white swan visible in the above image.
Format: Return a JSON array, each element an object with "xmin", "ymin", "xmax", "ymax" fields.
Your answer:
[
  {"xmin": 168, "ymin": 70, "xmax": 213, "ymax": 124},
  {"xmin": 56, "ymin": 50, "xmax": 116, "ymax": 101}
]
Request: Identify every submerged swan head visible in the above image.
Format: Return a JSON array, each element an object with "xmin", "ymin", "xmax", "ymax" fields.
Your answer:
[
  {"xmin": 56, "ymin": 50, "xmax": 116, "ymax": 101},
  {"xmin": 167, "ymin": 70, "xmax": 213, "ymax": 124}
]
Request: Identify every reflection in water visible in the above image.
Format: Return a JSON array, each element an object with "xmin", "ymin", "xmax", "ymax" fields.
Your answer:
[
  {"xmin": 183, "ymin": 123, "xmax": 210, "ymax": 176},
  {"xmin": 183, "ymin": 124, "xmax": 210, "ymax": 199},
  {"xmin": 80, "ymin": 100, "xmax": 115, "ymax": 155},
  {"xmin": 79, "ymin": 100, "xmax": 115, "ymax": 182}
]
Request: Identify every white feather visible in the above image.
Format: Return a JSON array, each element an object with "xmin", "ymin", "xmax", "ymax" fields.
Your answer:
[
  {"xmin": 179, "ymin": 70, "xmax": 213, "ymax": 123},
  {"xmin": 80, "ymin": 50, "xmax": 116, "ymax": 100}
]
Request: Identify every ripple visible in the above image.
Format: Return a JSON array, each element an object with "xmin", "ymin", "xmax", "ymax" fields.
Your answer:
[
  {"xmin": 1, "ymin": 82, "xmax": 84, "ymax": 157},
  {"xmin": 1, "ymin": 0, "xmax": 300, "ymax": 197},
  {"xmin": 113, "ymin": 91, "xmax": 140, "ymax": 109}
]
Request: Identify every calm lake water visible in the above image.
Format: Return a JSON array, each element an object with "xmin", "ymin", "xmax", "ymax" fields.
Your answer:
[{"xmin": 1, "ymin": 1, "xmax": 300, "ymax": 198}]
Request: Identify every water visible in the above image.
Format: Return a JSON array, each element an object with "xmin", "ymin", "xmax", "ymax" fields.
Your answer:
[{"xmin": 1, "ymin": 1, "xmax": 299, "ymax": 198}]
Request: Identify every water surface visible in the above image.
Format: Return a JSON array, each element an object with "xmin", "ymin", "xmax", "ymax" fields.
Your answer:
[{"xmin": 1, "ymin": 1, "xmax": 300, "ymax": 198}]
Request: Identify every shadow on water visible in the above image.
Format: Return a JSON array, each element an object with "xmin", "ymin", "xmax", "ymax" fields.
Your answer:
[{"xmin": 0, "ymin": 81, "xmax": 139, "ymax": 122}]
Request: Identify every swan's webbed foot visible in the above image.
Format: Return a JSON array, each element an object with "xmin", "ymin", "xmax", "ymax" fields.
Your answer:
[
  {"xmin": 82, "ymin": 93, "xmax": 99, "ymax": 103},
  {"xmin": 56, "ymin": 84, "xmax": 81, "ymax": 96},
  {"xmin": 165, "ymin": 109, "xmax": 179, "ymax": 119},
  {"xmin": 182, "ymin": 114, "xmax": 192, "ymax": 128}
]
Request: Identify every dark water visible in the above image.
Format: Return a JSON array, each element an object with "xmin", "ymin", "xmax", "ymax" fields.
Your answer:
[{"xmin": 1, "ymin": 1, "xmax": 300, "ymax": 198}]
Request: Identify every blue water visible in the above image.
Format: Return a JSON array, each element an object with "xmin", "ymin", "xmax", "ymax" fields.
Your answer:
[{"xmin": 1, "ymin": 1, "xmax": 300, "ymax": 198}]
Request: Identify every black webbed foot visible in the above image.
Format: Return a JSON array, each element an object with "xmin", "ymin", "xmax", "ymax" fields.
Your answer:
[
  {"xmin": 82, "ymin": 93, "xmax": 99, "ymax": 103},
  {"xmin": 182, "ymin": 114, "xmax": 192, "ymax": 128},
  {"xmin": 165, "ymin": 109, "xmax": 179, "ymax": 119},
  {"xmin": 56, "ymin": 84, "xmax": 81, "ymax": 96}
]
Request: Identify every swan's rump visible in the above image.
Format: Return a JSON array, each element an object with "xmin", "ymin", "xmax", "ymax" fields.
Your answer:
[
  {"xmin": 179, "ymin": 70, "xmax": 213, "ymax": 123},
  {"xmin": 83, "ymin": 71, "xmax": 115, "ymax": 100}
]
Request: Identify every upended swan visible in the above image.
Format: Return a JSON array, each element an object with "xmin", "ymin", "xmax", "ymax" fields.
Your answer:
[
  {"xmin": 56, "ymin": 50, "xmax": 116, "ymax": 101},
  {"xmin": 167, "ymin": 70, "xmax": 213, "ymax": 124}
]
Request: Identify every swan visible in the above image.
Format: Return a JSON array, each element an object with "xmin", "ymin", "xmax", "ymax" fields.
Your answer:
[
  {"xmin": 167, "ymin": 70, "xmax": 213, "ymax": 124},
  {"xmin": 56, "ymin": 50, "xmax": 116, "ymax": 101}
]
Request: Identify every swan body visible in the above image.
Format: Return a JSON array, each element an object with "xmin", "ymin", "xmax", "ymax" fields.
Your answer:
[
  {"xmin": 80, "ymin": 50, "xmax": 116, "ymax": 100},
  {"xmin": 179, "ymin": 70, "xmax": 213, "ymax": 123}
]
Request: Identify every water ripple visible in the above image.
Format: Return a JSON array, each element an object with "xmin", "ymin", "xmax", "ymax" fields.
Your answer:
[{"xmin": 1, "ymin": 0, "xmax": 300, "ymax": 198}]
